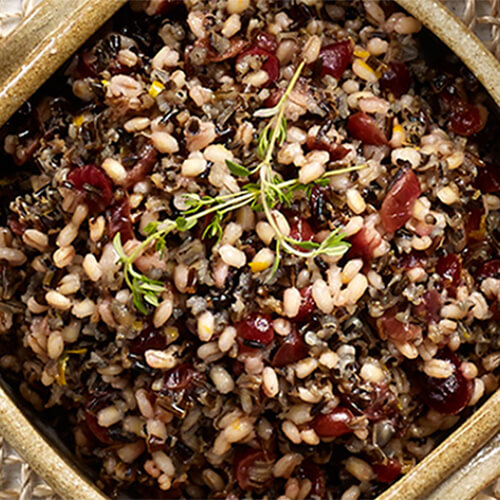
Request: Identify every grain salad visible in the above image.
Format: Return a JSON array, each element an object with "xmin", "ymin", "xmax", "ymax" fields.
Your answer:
[{"xmin": 0, "ymin": 0, "xmax": 499, "ymax": 498}]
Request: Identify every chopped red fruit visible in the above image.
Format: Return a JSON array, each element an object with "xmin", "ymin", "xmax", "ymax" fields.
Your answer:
[
  {"xmin": 400, "ymin": 252, "xmax": 427, "ymax": 270},
  {"xmin": 476, "ymin": 260, "xmax": 500, "ymax": 280},
  {"xmin": 237, "ymin": 47, "xmax": 280, "ymax": 87},
  {"xmin": 298, "ymin": 460, "xmax": 327, "ymax": 498},
  {"xmin": 380, "ymin": 169, "xmax": 422, "ymax": 233},
  {"xmin": 272, "ymin": 330, "xmax": 308, "ymax": 367},
  {"xmin": 311, "ymin": 407, "xmax": 354, "ymax": 438},
  {"xmin": 129, "ymin": 323, "xmax": 166, "ymax": 355},
  {"xmin": 347, "ymin": 112, "xmax": 388, "ymax": 145},
  {"xmin": 377, "ymin": 311, "xmax": 422, "ymax": 343},
  {"xmin": 436, "ymin": 254, "xmax": 462, "ymax": 289},
  {"xmin": 413, "ymin": 290, "xmax": 442, "ymax": 323},
  {"xmin": 373, "ymin": 458, "xmax": 402, "ymax": 483},
  {"xmin": 317, "ymin": 40, "xmax": 354, "ymax": 79},
  {"xmin": 8, "ymin": 216, "xmax": 25, "ymax": 236},
  {"xmin": 294, "ymin": 286, "xmax": 316, "ymax": 321},
  {"xmin": 234, "ymin": 448, "xmax": 273, "ymax": 491},
  {"xmin": 289, "ymin": 215, "xmax": 315, "ymax": 251},
  {"xmin": 348, "ymin": 226, "xmax": 382, "ymax": 261},
  {"xmin": 163, "ymin": 363, "xmax": 198, "ymax": 392},
  {"xmin": 236, "ymin": 313, "xmax": 274, "ymax": 348},
  {"xmin": 380, "ymin": 61, "xmax": 412, "ymax": 98},
  {"xmin": 108, "ymin": 197, "xmax": 134, "ymax": 242},
  {"xmin": 67, "ymin": 165, "xmax": 113, "ymax": 213},
  {"xmin": 305, "ymin": 135, "xmax": 349, "ymax": 161},
  {"xmin": 85, "ymin": 394, "xmax": 117, "ymax": 444},
  {"xmin": 475, "ymin": 163, "xmax": 500, "ymax": 194},
  {"xmin": 420, "ymin": 349, "xmax": 472, "ymax": 414},
  {"xmin": 254, "ymin": 32, "xmax": 278, "ymax": 53},
  {"xmin": 125, "ymin": 144, "xmax": 158, "ymax": 188},
  {"xmin": 450, "ymin": 102, "xmax": 487, "ymax": 136}
]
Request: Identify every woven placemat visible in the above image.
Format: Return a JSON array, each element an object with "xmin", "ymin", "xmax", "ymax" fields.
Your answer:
[{"xmin": 0, "ymin": 0, "xmax": 499, "ymax": 499}]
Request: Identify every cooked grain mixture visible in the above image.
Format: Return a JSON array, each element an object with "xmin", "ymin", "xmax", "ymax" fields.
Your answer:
[{"xmin": 0, "ymin": 0, "xmax": 499, "ymax": 498}]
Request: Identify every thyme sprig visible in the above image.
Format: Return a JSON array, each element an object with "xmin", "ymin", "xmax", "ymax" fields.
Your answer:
[{"xmin": 114, "ymin": 60, "xmax": 364, "ymax": 313}]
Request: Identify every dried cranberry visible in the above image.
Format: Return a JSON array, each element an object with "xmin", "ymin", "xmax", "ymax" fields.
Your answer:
[
  {"xmin": 305, "ymin": 135, "xmax": 349, "ymax": 161},
  {"xmin": 125, "ymin": 144, "xmax": 157, "ymax": 189},
  {"xmin": 76, "ymin": 50, "xmax": 98, "ymax": 78},
  {"xmin": 234, "ymin": 448, "xmax": 273, "ymax": 491},
  {"xmin": 413, "ymin": 290, "xmax": 441, "ymax": 323},
  {"xmin": 298, "ymin": 460, "xmax": 327, "ymax": 497},
  {"xmin": 108, "ymin": 197, "xmax": 134, "ymax": 242},
  {"xmin": 254, "ymin": 32, "xmax": 278, "ymax": 53},
  {"xmin": 272, "ymin": 330, "xmax": 308, "ymax": 367},
  {"xmin": 380, "ymin": 61, "xmax": 412, "ymax": 98},
  {"xmin": 129, "ymin": 323, "xmax": 166, "ymax": 355},
  {"xmin": 67, "ymin": 165, "xmax": 113, "ymax": 213},
  {"xmin": 8, "ymin": 216, "xmax": 25, "ymax": 236},
  {"xmin": 311, "ymin": 407, "xmax": 354, "ymax": 438},
  {"xmin": 146, "ymin": 0, "xmax": 182, "ymax": 15},
  {"xmin": 163, "ymin": 363, "xmax": 197, "ymax": 392},
  {"xmin": 294, "ymin": 286, "xmax": 316, "ymax": 321},
  {"xmin": 373, "ymin": 458, "xmax": 402, "ymax": 483},
  {"xmin": 289, "ymin": 216, "xmax": 315, "ymax": 251},
  {"xmin": 236, "ymin": 313, "xmax": 274, "ymax": 347},
  {"xmin": 237, "ymin": 47, "xmax": 280, "ymax": 87},
  {"xmin": 380, "ymin": 169, "xmax": 422, "ymax": 233},
  {"xmin": 377, "ymin": 311, "xmax": 421, "ymax": 343},
  {"xmin": 450, "ymin": 103, "xmax": 487, "ymax": 136},
  {"xmin": 85, "ymin": 393, "xmax": 116, "ymax": 444},
  {"xmin": 476, "ymin": 260, "xmax": 500, "ymax": 280},
  {"xmin": 400, "ymin": 252, "xmax": 427, "ymax": 270},
  {"xmin": 348, "ymin": 226, "xmax": 382, "ymax": 261},
  {"xmin": 202, "ymin": 37, "xmax": 249, "ymax": 63},
  {"xmin": 419, "ymin": 349, "xmax": 472, "ymax": 414},
  {"xmin": 436, "ymin": 254, "xmax": 462, "ymax": 289},
  {"xmin": 347, "ymin": 112, "xmax": 387, "ymax": 146},
  {"xmin": 317, "ymin": 40, "xmax": 354, "ymax": 79},
  {"xmin": 475, "ymin": 163, "xmax": 500, "ymax": 194}
]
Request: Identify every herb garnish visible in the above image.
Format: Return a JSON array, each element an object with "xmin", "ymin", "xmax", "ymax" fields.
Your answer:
[{"xmin": 114, "ymin": 61, "xmax": 364, "ymax": 313}]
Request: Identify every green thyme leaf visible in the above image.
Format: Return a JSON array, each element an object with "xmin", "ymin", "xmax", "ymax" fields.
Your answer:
[
  {"xmin": 290, "ymin": 240, "xmax": 320, "ymax": 250},
  {"xmin": 175, "ymin": 216, "xmax": 197, "ymax": 232},
  {"xmin": 226, "ymin": 159, "xmax": 252, "ymax": 177}
]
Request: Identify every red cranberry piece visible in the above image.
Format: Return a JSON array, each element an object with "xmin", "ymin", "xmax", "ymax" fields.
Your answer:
[
  {"xmin": 491, "ymin": 302, "xmax": 500, "ymax": 322},
  {"xmin": 108, "ymin": 197, "xmax": 134, "ymax": 242},
  {"xmin": 8, "ymin": 217, "xmax": 25, "ymax": 236},
  {"xmin": 476, "ymin": 260, "xmax": 500, "ymax": 280},
  {"xmin": 237, "ymin": 47, "xmax": 280, "ymax": 87},
  {"xmin": 377, "ymin": 311, "xmax": 421, "ymax": 343},
  {"xmin": 234, "ymin": 448, "xmax": 273, "ymax": 491},
  {"xmin": 305, "ymin": 135, "xmax": 349, "ymax": 161},
  {"xmin": 373, "ymin": 458, "xmax": 402, "ymax": 483},
  {"xmin": 450, "ymin": 103, "xmax": 487, "ymax": 136},
  {"xmin": 380, "ymin": 61, "xmax": 412, "ymax": 98},
  {"xmin": 76, "ymin": 50, "xmax": 98, "ymax": 78},
  {"xmin": 381, "ymin": 169, "xmax": 422, "ymax": 233},
  {"xmin": 318, "ymin": 40, "xmax": 354, "ymax": 79},
  {"xmin": 348, "ymin": 226, "xmax": 382, "ymax": 261},
  {"xmin": 420, "ymin": 349, "xmax": 472, "ymax": 414},
  {"xmin": 163, "ymin": 363, "xmax": 197, "ymax": 392},
  {"xmin": 311, "ymin": 407, "xmax": 354, "ymax": 438},
  {"xmin": 298, "ymin": 460, "xmax": 326, "ymax": 498},
  {"xmin": 254, "ymin": 32, "xmax": 278, "ymax": 53},
  {"xmin": 289, "ymin": 216, "xmax": 315, "ymax": 252},
  {"xmin": 146, "ymin": 0, "xmax": 182, "ymax": 15},
  {"xmin": 236, "ymin": 313, "xmax": 274, "ymax": 348},
  {"xmin": 129, "ymin": 323, "xmax": 166, "ymax": 355},
  {"xmin": 85, "ymin": 394, "xmax": 116, "ymax": 444},
  {"xmin": 294, "ymin": 286, "xmax": 316, "ymax": 321},
  {"xmin": 67, "ymin": 165, "xmax": 113, "ymax": 214},
  {"xmin": 413, "ymin": 290, "xmax": 442, "ymax": 323},
  {"xmin": 400, "ymin": 252, "xmax": 427, "ymax": 270},
  {"xmin": 475, "ymin": 163, "xmax": 500, "ymax": 194},
  {"xmin": 124, "ymin": 144, "xmax": 157, "ymax": 189},
  {"xmin": 436, "ymin": 254, "xmax": 462, "ymax": 289},
  {"xmin": 272, "ymin": 330, "xmax": 308, "ymax": 367},
  {"xmin": 347, "ymin": 112, "xmax": 388, "ymax": 146}
]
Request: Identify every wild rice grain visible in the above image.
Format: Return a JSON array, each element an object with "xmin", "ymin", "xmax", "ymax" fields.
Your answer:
[
  {"xmin": 262, "ymin": 366, "xmax": 279, "ymax": 397},
  {"xmin": 83, "ymin": 254, "xmax": 103, "ymax": 282},
  {"xmin": 22, "ymin": 229, "xmax": 49, "ymax": 252},
  {"xmin": 45, "ymin": 290, "xmax": 72, "ymax": 311}
]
